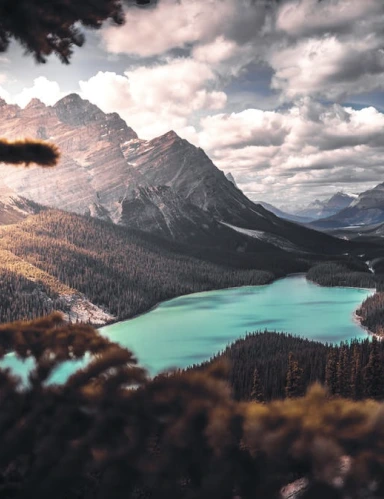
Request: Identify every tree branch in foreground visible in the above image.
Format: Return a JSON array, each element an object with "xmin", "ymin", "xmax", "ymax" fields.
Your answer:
[{"xmin": 0, "ymin": 139, "xmax": 60, "ymax": 167}]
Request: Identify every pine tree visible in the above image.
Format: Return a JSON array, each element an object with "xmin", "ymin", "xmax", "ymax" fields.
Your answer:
[
  {"xmin": 285, "ymin": 352, "xmax": 304, "ymax": 398},
  {"xmin": 250, "ymin": 367, "xmax": 264, "ymax": 403},
  {"xmin": 350, "ymin": 345, "xmax": 363, "ymax": 400},
  {"xmin": 364, "ymin": 337, "xmax": 384, "ymax": 400},
  {"xmin": 325, "ymin": 349, "xmax": 338, "ymax": 395},
  {"xmin": 336, "ymin": 345, "xmax": 351, "ymax": 397}
]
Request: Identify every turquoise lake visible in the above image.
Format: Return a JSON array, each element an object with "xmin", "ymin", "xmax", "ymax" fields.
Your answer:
[{"xmin": 1, "ymin": 275, "xmax": 374, "ymax": 381}]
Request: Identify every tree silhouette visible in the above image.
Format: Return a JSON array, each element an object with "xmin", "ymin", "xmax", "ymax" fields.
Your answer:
[
  {"xmin": 325, "ymin": 348, "xmax": 338, "ymax": 395},
  {"xmin": 285, "ymin": 352, "xmax": 304, "ymax": 398},
  {"xmin": 250, "ymin": 367, "xmax": 264, "ymax": 403},
  {"xmin": 364, "ymin": 336, "xmax": 384, "ymax": 400}
]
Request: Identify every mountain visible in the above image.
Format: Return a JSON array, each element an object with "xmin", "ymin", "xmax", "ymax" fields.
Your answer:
[
  {"xmin": 0, "ymin": 186, "xmax": 41, "ymax": 225},
  {"xmin": 312, "ymin": 183, "xmax": 384, "ymax": 229},
  {"xmin": 225, "ymin": 172, "xmax": 238, "ymax": 188},
  {"xmin": 257, "ymin": 201, "xmax": 312, "ymax": 224},
  {"xmin": 296, "ymin": 192, "xmax": 357, "ymax": 220},
  {"xmin": 224, "ymin": 173, "xmax": 310, "ymax": 224},
  {"xmin": 0, "ymin": 94, "xmax": 352, "ymax": 254}
]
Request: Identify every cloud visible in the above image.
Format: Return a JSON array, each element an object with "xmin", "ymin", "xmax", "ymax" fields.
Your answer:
[
  {"xmin": 79, "ymin": 59, "xmax": 227, "ymax": 138},
  {"xmin": 269, "ymin": 0, "xmax": 384, "ymax": 100},
  {"xmin": 275, "ymin": 0, "xmax": 382, "ymax": 38},
  {"xmin": 0, "ymin": 77, "xmax": 64, "ymax": 107},
  {"xmin": 101, "ymin": 0, "xmax": 267, "ymax": 58},
  {"xmin": 269, "ymin": 34, "xmax": 384, "ymax": 101},
  {"xmin": 198, "ymin": 109, "xmax": 289, "ymax": 150},
  {"xmin": 100, "ymin": 0, "xmax": 384, "ymax": 103},
  {"xmin": 195, "ymin": 100, "xmax": 384, "ymax": 206}
]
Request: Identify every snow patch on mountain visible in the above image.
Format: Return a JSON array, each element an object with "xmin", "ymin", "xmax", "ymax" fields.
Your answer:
[{"xmin": 220, "ymin": 222, "xmax": 304, "ymax": 252}]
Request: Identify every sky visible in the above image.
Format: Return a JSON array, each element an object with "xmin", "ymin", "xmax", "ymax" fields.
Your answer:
[{"xmin": 1, "ymin": 0, "xmax": 384, "ymax": 210}]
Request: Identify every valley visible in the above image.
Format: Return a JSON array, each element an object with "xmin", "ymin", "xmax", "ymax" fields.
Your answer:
[
  {"xmin": 0, "ymin": 94, "xmax": 383, "ymax": 384},
  {"xmin": 2, "ymin": 275, "xmax": 374, "ymax": 385},
  {"xmin": 0, "ymin": 94, "xmax": 378, "ymax": 331}
]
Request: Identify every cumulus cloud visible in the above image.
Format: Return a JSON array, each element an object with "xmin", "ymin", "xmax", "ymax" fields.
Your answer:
[
  {"xmin": 0, "ymin": 77, "xmax": 64, "ymax": 107},
  {"xmin": 275, "ymin": 0, "xmax": 382, "ymax": 38},
  {"xmin": 99, "ymin": 0, "xmax": 384, "ymax": 102},
  {"xmin": 79, "ymin": 59, "xmax": 227, "ymax": 138},
  {"xmin": 196, "ymin": 100, "xmax": 384, "ymax": 206},
  {"xmin": 270, "ymin": 34, "xmax": 384, "ymax": 100},
  {"xmin": 270, "ymin": 0, "xmax": 384, "ymax": 100},
  {"xmin": 101, "ymin": 0, "xmax": 267, "ymax": 58},
  {"xmin": 198, "ymin": 109, "xmax": 289, "ymax": 149},
  {"xmin": 4, "ymin": 0, "xmax": 384, "ymax": 206}
]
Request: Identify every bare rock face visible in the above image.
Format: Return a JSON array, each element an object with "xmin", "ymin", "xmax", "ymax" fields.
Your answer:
[
  {"xmin": 0, "ymin": 95, "xmax": 138, "ymax": 218},
  {"xmin": 0, "ymin": 95, "xmax": 348, "ymax": 253},
  {"xmin": 0, "ymin": 185, "xmax": 41, "ymax": 225}
]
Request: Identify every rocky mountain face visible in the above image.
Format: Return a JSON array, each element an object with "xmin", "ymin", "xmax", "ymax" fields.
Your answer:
[
  {"xmin": 0, "ymin": 94, "xmax": 350, "ymax": 254},
  {"xmin": 225, "ymin": 172, "xmax": 238, "ymax": 188},
  {"xmin": 0, "ymin": 186, "xmax": 41, "ymax": 225},
  {"xmin": 312, "ymin": 183, "xmax": 384, "ymax": 229},
  {"xmin": 296, "ymin": 192, "xmax": 356, "ymax": 220}
]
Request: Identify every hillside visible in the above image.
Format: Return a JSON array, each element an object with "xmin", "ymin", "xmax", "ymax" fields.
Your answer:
[{"xmin": 0, "ymin": 210, "xmax": 298, "ymax": 323}]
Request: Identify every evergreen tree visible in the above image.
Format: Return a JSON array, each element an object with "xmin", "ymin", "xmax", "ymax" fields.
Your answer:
[
  {"xmin": 250, "ymin": 367, "xmax": 264, "ymax": 403},
  {"xmin": 325, "ymin": 349, "xmax": 338, "ymax": 395},
  {"xmin": 364, "ymin": 336, "xmax": 384, "ymax": 400},
  {"xmin": 350, "ymin": 345, "xmax": 363, "ymax": 400},
  {"xmin": 285, "ymin": 352, "xmax": 304, "ymax": 398},
  {"xmin": 336, "ymin": 345, "xmax": 351, "ymax": 397}
]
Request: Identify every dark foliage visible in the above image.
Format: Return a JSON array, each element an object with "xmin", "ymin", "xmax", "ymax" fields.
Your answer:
[
  {"xmin": 197, "ymin": 331, "xmax": 384, "ymax": 403},
  {"xmin": 0, "ymin": 0, "xmax": 147, "ymax": 64},
  {"xmin": 0, "ymin": 268, "xmax": 68, "ymax": 323},
  {"xmin": 357, "ymin": 292, "xmax": 384, "ymax": 336},
  {"xmin": 0, "ymin": 316, "xmax": 383, "ymax": 498},
  {"xmin": 0, "ymin": 138, "xmax": 60, "ymax": 167},
  {"xmin": 307, "ymin": 262, "xmax": 377, "ymax": 289}
]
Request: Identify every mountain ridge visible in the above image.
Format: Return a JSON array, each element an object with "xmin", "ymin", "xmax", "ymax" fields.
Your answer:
[
  {"xmin": 0, "ymin": 94, "xmax": 354, "ymax": 254},
  {"xmin": 312, "ymin": 183, "xmax": 384, "ymax": 229},
  {"xmin": 295, "ymin": 191, "xmax": 357, "ymax": 220}
]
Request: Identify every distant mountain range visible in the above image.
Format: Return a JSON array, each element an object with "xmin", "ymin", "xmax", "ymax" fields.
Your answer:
[
  {"xmin": 257, "ymin": 201, "xmax": 312, "ymax": 224},
  {"xmin": 312, "ymin": 183, "xmax": 384, "ymax": 229},
  {"xmin": 295, "ymin": 192, "xmax": 358, "ymax": 221},
  {"xmin": 0, "ymin": 94, "xmax": 350, "ymax": 255}
]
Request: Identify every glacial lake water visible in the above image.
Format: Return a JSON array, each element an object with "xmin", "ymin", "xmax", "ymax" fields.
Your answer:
[{"xmin": 1, "ymin": 275, "xmax": 375, "ymax": 381}]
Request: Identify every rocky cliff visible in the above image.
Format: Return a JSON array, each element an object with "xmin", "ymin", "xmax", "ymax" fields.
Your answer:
[{"xmin": 0, "ymin": 95, "xmax": 349, "ymax": 253}]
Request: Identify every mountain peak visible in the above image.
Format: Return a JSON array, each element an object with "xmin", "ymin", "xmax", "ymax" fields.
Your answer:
[
  {"xmin": 55, "ymin": 93, "xmax": 86, "ymax": 107},
  {"xmin": 159, "ymin": 130, "xmax": 180, "ymax": 141},
  {"xmin": 226, "ymin": 172, "xmax": 238, "ymax": 188},
  {"xmin": 25, "ymin": 98, "xmax": 45, "ymax": 109}
]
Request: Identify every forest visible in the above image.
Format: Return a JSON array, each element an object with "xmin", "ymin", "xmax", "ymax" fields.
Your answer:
[
  {"xmin": 306, "ymin": 262, "xmax": 384, "ymax": 338},
  {"xmin": 0, "ymin": 209, "xmax": 312, "ymax": 322},
  {"xmin": 306, "ymin": 262, "xmax": 379, "ymax": 289},
  {"xmin": 357, "ymin": 293, "xmax": 384, "ymax": 336},
  {"xmin": 194, "ymin": 331, "xmax": 384, "ymax": 402},
  {"xmin": 0, "ymin": 268, "xmax": 69, "ymax": 323}
]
